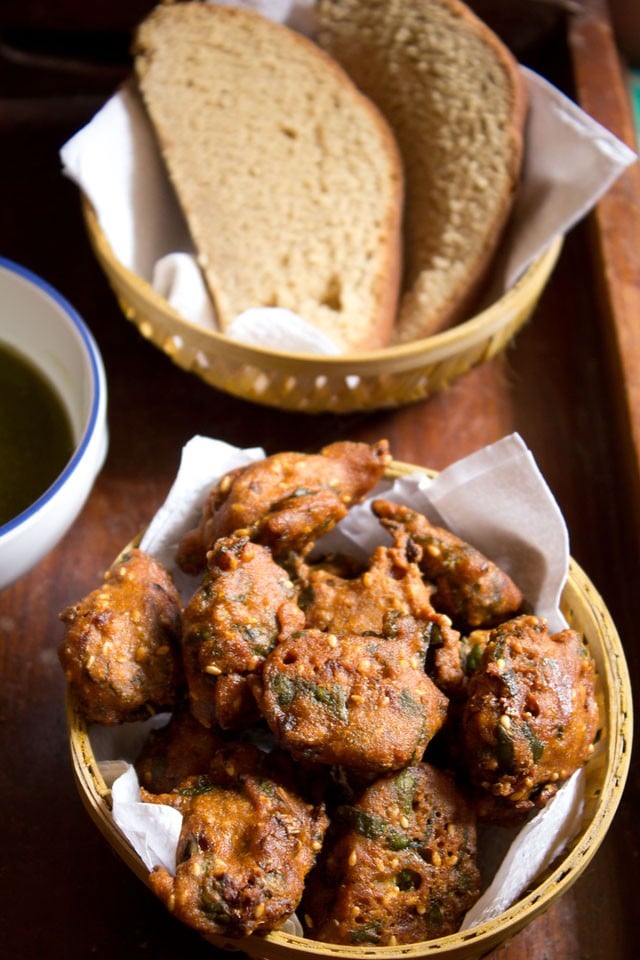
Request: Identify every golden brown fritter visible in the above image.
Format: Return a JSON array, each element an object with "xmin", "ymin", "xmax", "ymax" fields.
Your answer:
[
  {"xmin": 143, "ymin": 742, "xmax": 329, "ymax": 938},
  {"xmin": 182, "ymin": 534, "xmax": 303, "ymax": 730},
  {"xmin": 372, "ymin": 499, "xmax": 524, "ymax": 630},
  {"xmin": 254, "ymin": 486, "xmax": 352, "ymax": 563},
  {"xmin": 458, "ymin": 614, "xmax": 600, "ymax": 823},
  {"xmin": 176, "ymin": 439, "xmax": 391, "ymax": 573},
  {"xmin": 135, "ymin": 708, "xmax": 226, "ymax": 794},
  {"xmin": 296, "ymin": 524, "xmax": 435, "ymax": 635},
  {"xmin": 296, "ymin": 524, "xmax": 465, "ymax": 694},
  {"xmin": 58, "ymin": 549, "xmax": 182, "ymax": 724},
  {"xmin": 302, "ymin": 762, "xmax": 480, "ymax": 945},
  {"xmin": 253, "ymin": 618, "xmax": 448, "ymax": 775}
]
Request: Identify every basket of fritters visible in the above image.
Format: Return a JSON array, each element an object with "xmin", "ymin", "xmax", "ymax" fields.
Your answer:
[{"xmin": 60, "ymin": 436, "xmax": 631, "ymax": 959}]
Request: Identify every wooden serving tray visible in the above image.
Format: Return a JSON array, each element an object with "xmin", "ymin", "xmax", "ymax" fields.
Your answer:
[
  {"xmin": 1, "ymin": 2, "xmax": 639, "ymax": 959},
  {"xmin": 567, "ymin": 1, "xmax": 640, "ymax": 546}
]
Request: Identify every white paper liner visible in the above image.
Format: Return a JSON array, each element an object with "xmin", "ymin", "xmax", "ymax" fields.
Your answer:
[
  {"xmin": 92, "ymin": 431, "xmax": 589, "ymax": 934},
  {"xmin": 113, "ymin": 765, "xmax": 182, "ymax": 874},
  {"xmin": 462, "ymin": 770, "xmax": 585, "ymax": 928},
  {"xmin": 59, "ymin": 1, "xmax": 637, "ymax": 355}
]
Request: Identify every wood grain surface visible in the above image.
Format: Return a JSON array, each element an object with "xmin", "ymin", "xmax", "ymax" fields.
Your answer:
[{"xmin": 0, "ymin": 2, "xmax": 637, "ymax": 958}]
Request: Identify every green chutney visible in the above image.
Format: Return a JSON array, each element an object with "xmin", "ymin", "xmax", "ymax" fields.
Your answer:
[{"xmin": 0, "ymin": 341, "xmax": 75, "ymax": 526}]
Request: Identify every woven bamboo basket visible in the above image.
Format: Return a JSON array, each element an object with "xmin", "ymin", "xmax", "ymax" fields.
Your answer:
[
  {"xmin": 65, "ymin": 460, "xmax": 631, "ymax": 960},
  {"xmin": 82, "ymin": 199, "xmax": 563, "ymax": 414}
]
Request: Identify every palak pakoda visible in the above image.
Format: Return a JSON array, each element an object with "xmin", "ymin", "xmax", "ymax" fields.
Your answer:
[
  {"xmin": 372, "ymin": 499, "xmax": 524, "ymax": 630},
  {"xmin": 58, "ymin": 549, "xmax": 182, "ymax": 724},
  {"xmin": 295, "ymin": 522, "xmax": 465, "ymax": 696},
  {"xmin": 302, "ymin": 762, "xmax": 480, "ymax": 945},
  {"xmin": 253, "ymin": 618, "xmax": 448, "ymax": 775},
  {"xmin": 181, "ymin": 534, "xmax": 302, "ymax": 730},
  {"xmin": 144, "ymin": 742, "xmax": 328, "ymax": 938},
  {"xmin": 458, "ymin": 614, "xmax": 600, "ymax": 823},
  {"xmin": 296, "ymin": 523, "xmax": 434, "ymax": 634},
  {"xmin": 176, "ymin": 439, "xmax": 391, "ymax": 573}
]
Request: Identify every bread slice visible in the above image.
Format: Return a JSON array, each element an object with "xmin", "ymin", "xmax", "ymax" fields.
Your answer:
[
  {"xmin": 132, "ymin": 2, "xmax": 404, "ymax": 353},
  {"xmin": 316, "ymin": 0, "xmax": 527, "ymax": 342}
]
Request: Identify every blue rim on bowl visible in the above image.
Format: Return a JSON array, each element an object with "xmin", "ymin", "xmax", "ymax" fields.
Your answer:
[
  {"xmin": 0, "ymin": 257, "xmax": 109, "ymax": 588},
  {"xmin": 0, "ymin": 256, "xmax": 107, "ymax": 537}
]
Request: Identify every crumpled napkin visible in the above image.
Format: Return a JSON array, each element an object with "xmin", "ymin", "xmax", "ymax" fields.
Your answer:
[
  {"xmin": 100, "ymin": 432, "xmax": 584, "ymax": 929},
  {"xmin": 112, "ymin": 765, "xmax": 182, "ymax": 874},
  {"xmin": 59, "ymin": 0, "xmax": 637, "ymax": 355},
  {"xmin": 461, "ymin": 769, "xmax": 585, "ymax": 928},
  {"xmin": 138, "ymin": 432, "xmax": 569, "ymax": 629}
]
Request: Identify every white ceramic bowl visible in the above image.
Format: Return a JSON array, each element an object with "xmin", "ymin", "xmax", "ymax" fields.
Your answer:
[{"xmin": 0, "ymin": 257, "xmax": 108, "ymax": 591}]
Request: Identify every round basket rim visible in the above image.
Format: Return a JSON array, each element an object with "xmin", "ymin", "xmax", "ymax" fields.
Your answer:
[{"xmin": 82, "ymin": 196, "xmax": 564, "ymax": 371}]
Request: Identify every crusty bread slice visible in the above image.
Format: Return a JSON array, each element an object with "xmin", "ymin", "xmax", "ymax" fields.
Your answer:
[
  {"xmin": 132, "ymin": 2, "xmax": 404, "ymax": 352},
  {"xmin": 316, "ymin": 0, "xmax": 527, "ymax": 342}
]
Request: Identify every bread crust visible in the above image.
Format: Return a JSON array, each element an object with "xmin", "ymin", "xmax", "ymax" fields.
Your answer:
[{"xmin": 133, "ymin": 2, "xmax": 404, "ymax": 352}]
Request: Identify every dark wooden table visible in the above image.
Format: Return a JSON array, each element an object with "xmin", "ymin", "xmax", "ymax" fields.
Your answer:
[{"xmin": 1, "ymin": 2, "xmax": 638, "ymax": 957}]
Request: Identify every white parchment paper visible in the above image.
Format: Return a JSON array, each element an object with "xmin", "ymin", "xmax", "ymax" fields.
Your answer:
[
  {"xmin": 59, "ymin": 0, "xmax": 636, "ymax": 354},
  {"xmin": 96, "ymin": 432, "xmax": 587, "ymax": 931}
]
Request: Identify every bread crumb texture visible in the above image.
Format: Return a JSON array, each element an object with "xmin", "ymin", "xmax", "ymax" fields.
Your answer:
[
  {"xmin": 134, "ymin": 2, "xmax": 404, "ymax": 352},
  {"xmin": 317, "ymin": 0, "xmax": 527, "ymax": 341}
]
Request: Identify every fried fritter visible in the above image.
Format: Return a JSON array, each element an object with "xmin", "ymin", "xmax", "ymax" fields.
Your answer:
[
  {"xmin": 252, "ymin": 618, "xmax": 448, "ymax": 774},
  {"xmin": 58, "ymin": 549, "xmax": 182, "ymax": 724},
  {"xmin": 143, "ymin": 742, "xmax": 328, "ymax": 938},
  {"xmin": 176, "ymin": 439, "xmax": 391, "ymax": 573},
  {"xmin": 302, "ymin": 762, "xmax": 480, "ymax": 945},
  {"xmin": 372, "ymin": 499, "xmax": 524, "ymax": 630},
  {"xmin": 182, "ymin": 534, "xmax": 303, "ymax": 730},
  {"xmin": 135, "ymin": 708, "xmax": 226, "ymax": 794},
  {"xmin": 458, "ymin": 614, "xmax": 600, "ymax": 823},
  {"xmin": 296, "ymin": 523, "xmax": 435, "ymax": 634},
  {"xmin": 297, "ymin": 523, "xmax": 465, "ymax": 694}
]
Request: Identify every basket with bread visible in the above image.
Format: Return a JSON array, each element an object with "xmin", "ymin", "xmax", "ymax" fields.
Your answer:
[{"xmin": 59, "ymin": 0, "xmax": 591, "ymax": 411}]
